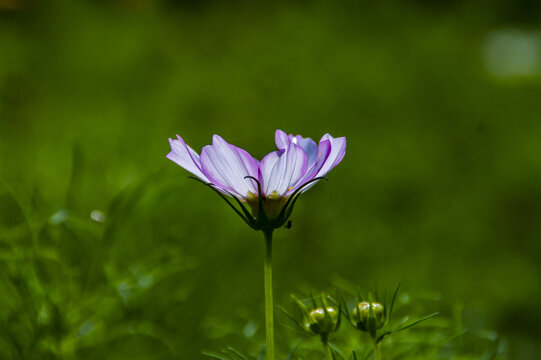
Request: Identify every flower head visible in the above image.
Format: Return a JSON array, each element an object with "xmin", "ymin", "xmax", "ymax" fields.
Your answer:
[
  {"xmin": 342, "ymin": 285, "xmax": 439, "ymax": 345},
  {"xmin": 305, "ymin": 306, "xmax": 340, "ymax": 335},
  {"xmin": 352, "ymin": 301, "xmax": 385, "ymax": 333},
  {"xmin": 166, "ymin": 129, "xmax": 346, "ymax": 231},
  {"xmin": 287, "ymin": 292, "xmax": 342, "ymax": 340}
]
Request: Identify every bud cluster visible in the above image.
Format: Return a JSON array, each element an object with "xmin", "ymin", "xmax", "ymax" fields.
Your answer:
[
  {"xmin": 352, "ymin": 301, "xmax": 385, "ymax": 334},
  {"xmin": 342, "ymin": 289, "xmax": 396, "ymax": 343},
  {"xmin": 283, "ymin": 285, "xmax": 438, "ymax": 358},
  {"xmin": 289, "ymin": 293, "xmax": 341, "ymax": 341},
  {"xmin": 306, "ymin": 306, "xmax": 339, "ymax": 335}
]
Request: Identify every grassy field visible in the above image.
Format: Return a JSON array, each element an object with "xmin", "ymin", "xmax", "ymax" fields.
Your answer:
[{"xmin": 1, "ymin": 0, "xmax": 541, "ymax": 358}]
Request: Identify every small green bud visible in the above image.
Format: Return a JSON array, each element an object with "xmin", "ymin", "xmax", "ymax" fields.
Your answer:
[
  {"xmin": 305, "ymin": 307, "xmax": 339, "ymax": 335},
  {"xmin": 352, "ymin": 301, "xmax": 384, "ymax": 332}
]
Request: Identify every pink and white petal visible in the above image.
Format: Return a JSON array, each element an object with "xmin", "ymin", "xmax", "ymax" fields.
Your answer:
[
  {"xmin": 292, "ymin": 136, "xmax": 318, "ymax": 170},
  {"xmin": 315, "ymin": 134, "xmax": 346, "ymax": 178},
  {"xmin": 263, "ymin": 143, "xmax": 308, "ymax": 196},
  {"xmin": 288, "ymin": 139, "xmax": 332, "ymax": 194},
  {"xmin": 259, "ymin": 150, "xmax": 281, "ymax": 194},
  {"xmin": 276, "ymin": 130, "xmax": 319, "ymax": 169},
  {"xmin": 201, "ymin": 147, "xmax": 247, "ymax": 197},
  {"xmin": 166, "ymin": 135, "xmax": 209, "ymax": 182},
  {"xmin": 275, "ymin": 129, "xmax": 290, "ymax": 150},
  {"xmin": 301, "ymin": 139, "xmax": 332, "ymax": 181},
  {"xmin": 200, "ymin": 135, "xmax": 259, "ymax": 198}
]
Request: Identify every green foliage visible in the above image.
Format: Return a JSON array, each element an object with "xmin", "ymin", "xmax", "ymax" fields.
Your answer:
[
  {"xmin": 1, "ymin": 0, "xmax": 541, "ymax": 359},
  {"xmin": 205, "ymin": 288, "xmax": 502, "ymax": 359},
  {"xmin": 0, "ymin": 179, "xmax": 194, "ymax": 359}
]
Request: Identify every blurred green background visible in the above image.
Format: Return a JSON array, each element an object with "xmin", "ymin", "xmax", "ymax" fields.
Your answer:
[{"xmin": 1, "ymin": 0, "xmax": 541, "ymax": 359}]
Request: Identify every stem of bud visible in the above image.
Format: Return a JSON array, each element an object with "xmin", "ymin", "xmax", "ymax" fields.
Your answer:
[
  {"xmin": 322, "ymin": 335, "xmax": 332, "ymax": 360},
  {"xmin": 373, "ymin": 338, "xmax": 381, "ymax": 360}
]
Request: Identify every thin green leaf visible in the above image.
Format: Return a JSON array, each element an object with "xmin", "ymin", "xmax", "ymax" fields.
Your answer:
[
  {"xmin": 308, "ymin": 290, "xmax": 318, "ymax": 309},
  {"xmin": 278, "ymin": 322, "xmax": 310, "ymax": 337},
  {"xmin": 322, "ymin": 293, "xmax": 329, "ymax": 309},
  {"xmin": 244, "ymin": 176, "xmax": 267, "ymax": 225},
  {"xmin": 188, "ymin": 177, "xmax": 251, "ymax": 225},
  {"xmin": 278, "ymin": 177, "xmax": 328, "ymax": 223},
  {"xmin": 388, "ymin": 283, "xmax": 401, "ymax": 321},
  {"xmin": 225, "ymin": 347, "xmax": 246, "ymax": 360},
  {"xmin": 339, "ymin": 294, "xmax": 352, "ymax": 321},
  {"xmin": 329, "ymin": 343, "xmax": 346, "ymax": 360},
  {"xmin": 355, "ymin": 288, "xmax": 363, "ymax": 303},
  {"xmin": 377, "ymin": 312, "xmax": 439, "ymax": 343},
  {"xmin": 286, "ymin": 339, "xmax": 302, "ymax": 360},
  {"xmin": 278, "ymin": 306, "xmax": 306, "ymax": 332},
  {"xmin": 327, "ymin": 294, "xmax": 340, "ymax": 307},
  {"xmin": 383, "ymin": 289, "xmax": 388, "ymax": 319},
  {"xmin": 202, "ymin": 352, "xmax": 231, "ymax": 360},
  {"xmin": 233, "ymin": 197, "xmax": 255, "ymax": 222},
  {"xmin": 394, "ymin": 312, "xmax": 439, "ymax": 332}
]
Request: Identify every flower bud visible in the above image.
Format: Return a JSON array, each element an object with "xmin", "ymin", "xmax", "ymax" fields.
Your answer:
[
  {"xmin": 352, "ymin": 301, "xmax": 384, "ymax": 333},
  {"xmin": 305, "ymin": 307, "xmax": 339, "ymax": 335}
]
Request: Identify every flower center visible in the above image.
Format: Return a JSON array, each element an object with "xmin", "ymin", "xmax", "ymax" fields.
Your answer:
[{"xmin": 245, "ymin": 191, "xmax": 288, "ymax": 221}]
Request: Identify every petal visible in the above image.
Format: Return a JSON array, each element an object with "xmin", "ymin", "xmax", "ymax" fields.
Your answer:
[
  {"xmin": 315, "ymin": 134, "xmax": 346, "ymax": 178},
  {"xmin": 261, "ymin": 143, "xmax": 308, "ymax": 196},
  {"xmin": 166, "ymin": 135, "xmax": 209, "ymax": 182},
  {"xmin": 200, "ymin": 135, "xmax": 259, "ymax": 198},
  {"xmin": 302, "ymin": 139, "xmax": 332, "ymax": 180},
  {"xmin": 275, "ymin": 130, "xmax": 319, "ymax": 170},
  {"xmin": 291, "ymin": 135, "xmax": 318, "ymax": 170},
  {"xmin": 291, "ymin": 139, "xmax": 333, "ymax": 194},
  {"xmin": 294, "ymin": 135, "xmax": 346, "ymax": 194},
  {"xmin": 275, "ymin": 129, "xmax": 290, "ymax": 150},
  {"xmin": 259, "ymin": 150, "xmax": 280, "ymax": 191}
]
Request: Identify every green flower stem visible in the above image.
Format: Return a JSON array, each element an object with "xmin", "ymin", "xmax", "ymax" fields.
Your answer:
[
  {"xmin": 322, "ymin": 335, "xmax": 332, "ymax": 360},
  {"xmin": 373, "ymin": 339, "xmax": 381, "ymax": 360},
  {"xmin": 264, "ymin": 230, "xmax": 275, "ymax": 360}
]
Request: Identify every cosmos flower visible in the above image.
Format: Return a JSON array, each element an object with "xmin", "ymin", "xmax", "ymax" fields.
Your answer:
[{"xmin": 166, "ymin": 129, "xmax": 346, "ymax": 231}]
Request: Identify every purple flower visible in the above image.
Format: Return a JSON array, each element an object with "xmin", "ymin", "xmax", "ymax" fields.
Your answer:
[{"xmin": 167, "ymin": 129, "xmax": 346, "ymax": 231}]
